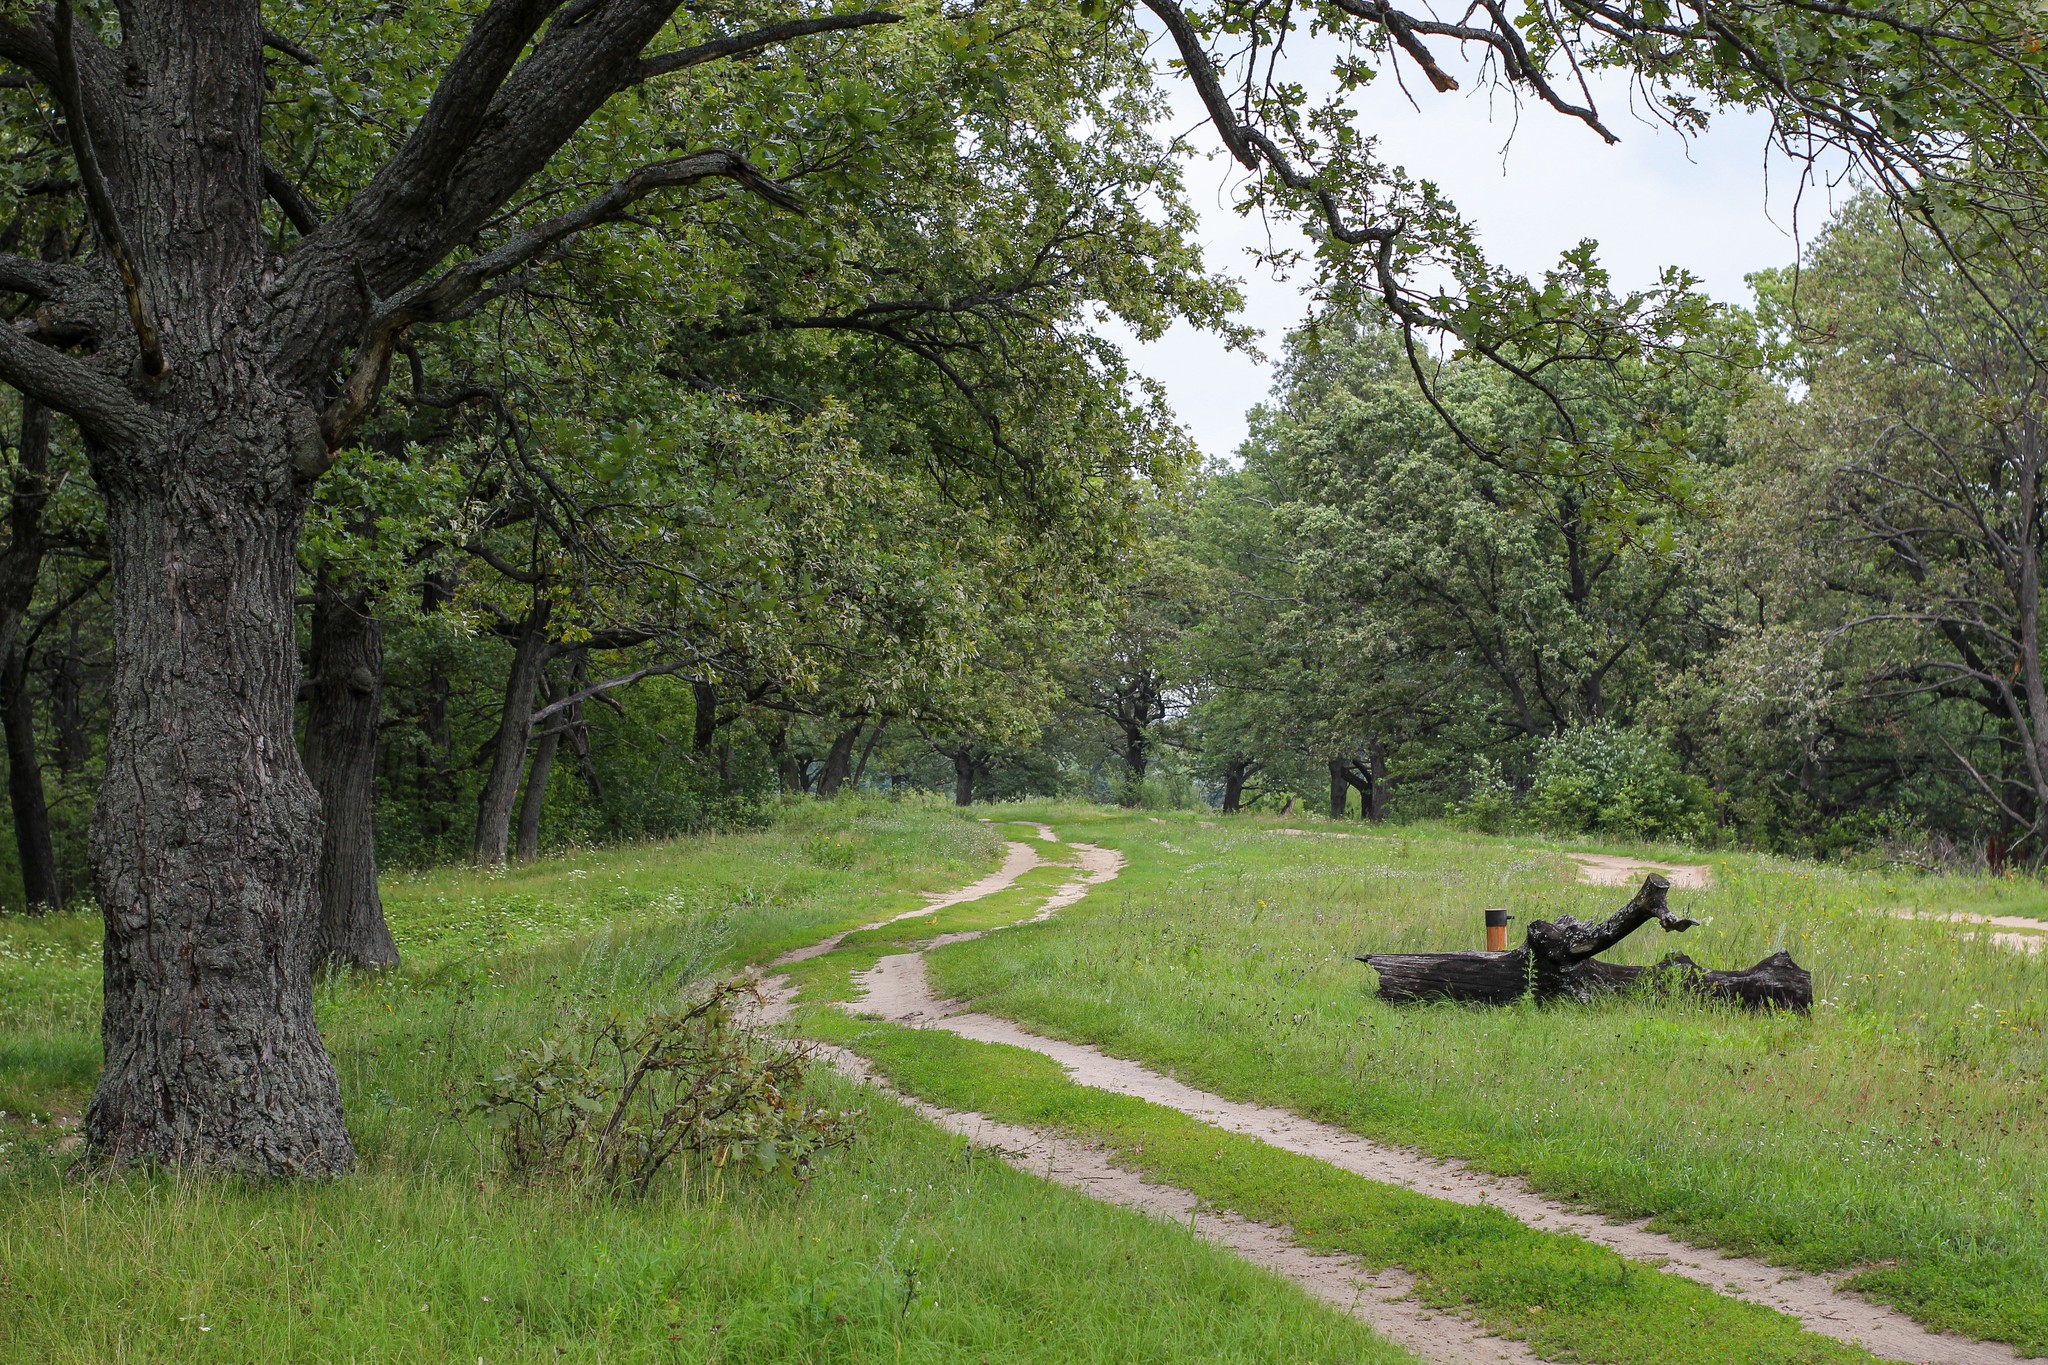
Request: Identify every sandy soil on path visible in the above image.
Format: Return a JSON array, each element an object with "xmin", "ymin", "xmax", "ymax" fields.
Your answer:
[
  {"xmin": 815, "ymin": 1044, "xmax": 1542, "ymax": 1365},
  {"xmin": 1567, "ymin": 852, "xmax": 1714, "ymax": 889},
  {"xmin": 1890, "ymin": 910, "xmax": 2047, "ymax": 955},
  {"xmin": 825, "ymin": 836, "xmax": 2024, "ymax": 1364},
  {"xmin": 768, "ymin": 840, "xmax": 1043, "ymax": 969}
]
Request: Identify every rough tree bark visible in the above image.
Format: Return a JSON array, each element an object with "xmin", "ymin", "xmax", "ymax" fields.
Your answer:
[
  {"xmin": 1361, "ymin": 875, "xmax": 1812, "ymax": 1010},
  {"xmin": 302, "ymin": 573, "xmax": 398, "ymax": 969},
  {"xmin": 1328, "ymin": 758, "xmax": 1349, "ymax": 819}
]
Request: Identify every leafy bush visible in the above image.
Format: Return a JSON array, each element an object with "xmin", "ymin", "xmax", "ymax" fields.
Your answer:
[
  {"xmin": 1522, "ymin": 722, "xmax": 1711, "ymax": 841},
  {"xmin": 1451, "ymin": 757, "xmax": 1519, "ymax": 833},
  {"xmin": 476, "ymin": 978, "xmax": 857, "ymax": 1195}
]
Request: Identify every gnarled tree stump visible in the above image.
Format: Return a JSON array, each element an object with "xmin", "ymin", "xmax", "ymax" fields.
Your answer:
[{"xmin": 1360, "ymin": 874, "xmax": 1811, "ymax": 1011}]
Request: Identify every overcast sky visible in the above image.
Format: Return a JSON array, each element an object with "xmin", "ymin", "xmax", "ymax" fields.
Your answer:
[{"xmin": 1110, "ymin": 46, "xmax": 1854, "ymax": 462}]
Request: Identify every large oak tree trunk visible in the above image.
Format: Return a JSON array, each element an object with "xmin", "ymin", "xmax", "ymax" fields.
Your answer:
[
  {"xmin": 302, "ymin": 576, "xmax": 398, "ymax": 970},
  {"xmin": 86, "ymin": 465, "xmax": 353, "ymax": 1174},
  {"xmin": 950, "ymin": 748, "xmax": 979, "ymax": 806}
]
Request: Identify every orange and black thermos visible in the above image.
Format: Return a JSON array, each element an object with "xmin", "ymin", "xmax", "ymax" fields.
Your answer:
[{"xmin": 1484, "ymin": 908, "xmax": 1512, "ymax": 952}]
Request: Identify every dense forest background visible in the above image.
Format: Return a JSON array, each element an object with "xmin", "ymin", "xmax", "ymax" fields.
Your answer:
[
  {"xmin": 4, "ymin": 184, "xmax": 2037, "ymax": 911},
  {"xmin": 1, "ymin": 3, "xmax": 2043, "ymax": 930}
]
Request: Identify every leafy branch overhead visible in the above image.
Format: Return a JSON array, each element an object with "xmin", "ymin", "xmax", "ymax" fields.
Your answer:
[{"xmin": 1126, "ymin": 0, "xmax": 2048, "ymax": 455}]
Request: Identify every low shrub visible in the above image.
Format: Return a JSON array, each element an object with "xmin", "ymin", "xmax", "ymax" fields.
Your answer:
[
  {"xmin": 1522, "ymin": 721, "xmax": 1711, "ymax": 841},
  {"xmin": 476, "ymin": 978, "xmax": 858, "ymax": 1195}
]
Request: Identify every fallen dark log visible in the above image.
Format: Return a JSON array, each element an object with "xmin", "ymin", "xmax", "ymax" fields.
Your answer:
[{"xmin": 1359, "ymin": 874, "xmax": 1811, "ymax": 1012}]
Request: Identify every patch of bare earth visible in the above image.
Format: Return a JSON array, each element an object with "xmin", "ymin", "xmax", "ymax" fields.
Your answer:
[
  {"xmin": 1890, "ymin": 910, "xmax": 2047, "ymax": 955},
  {"xmin": 1568, "ymin": 852, "xmax": 1714, "ymax": 890},
  {"xmin": 816, "ymin": 1045, "xmax": 1540, "ymax": 1365}
]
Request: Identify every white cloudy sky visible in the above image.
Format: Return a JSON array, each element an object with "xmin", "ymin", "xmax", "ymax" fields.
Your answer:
[{"xmin": 1108, "ymin": 40, "xmax": 1856, "ymax": 461}]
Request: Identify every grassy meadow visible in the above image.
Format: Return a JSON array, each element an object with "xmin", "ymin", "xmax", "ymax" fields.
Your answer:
[
  {"xmin": 0, "ymin": 800, "xmax": 1409, "ymax": 1364},
  {"xmin": 923, "ymin": 809, "xmax": 2048, "ymax": 1353},
  {"xmin": 4, "ymin": 797, "xmax": 2044, "ymax": 1361}
]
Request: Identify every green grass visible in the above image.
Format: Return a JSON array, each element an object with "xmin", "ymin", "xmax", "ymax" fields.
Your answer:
[
  {"xmin": 0, "ymin": 799, "xmax": 1414, "ymax": 1364},
  {"xmin": 801, "ymin": 1010, "xmax": 1884, "ymax": 1365},
  {"xmin": 926, "ymin": 806, "xmax": 2048, "ymax": 1354}
]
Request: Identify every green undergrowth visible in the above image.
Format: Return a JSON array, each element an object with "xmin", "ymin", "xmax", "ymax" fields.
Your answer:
[
  {"xmin": 804, "ymin": 1010, "xmax": 1884, "ymax": 1365},
  {"xmin": 0, "ymin": 800, "xmax": 1416, "ymax": 1363},
  {"xmin": 930, "ymin": 805, "xmax": 2048, "ymax": 1353}
]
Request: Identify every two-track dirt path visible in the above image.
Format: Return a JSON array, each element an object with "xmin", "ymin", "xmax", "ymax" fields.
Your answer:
[{"xmin": 756, "ymin": 824, "xmax": 2030, "ymax": 1365}]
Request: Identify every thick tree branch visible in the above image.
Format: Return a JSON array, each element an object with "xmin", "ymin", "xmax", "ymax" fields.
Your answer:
[
  {"xmin": 54, "ymin": 2, "xmax": 164, "ymax": 379},
  {"xmin": 317, "ymin": 149, "xmax": 797, "ymax": 453},
  {"xmin": 264, "ymin": 159, "xmax": 325, "ymax": 237},
  {"xmin": 383, "ymin": 0, "xmax": 569, "ymax": 214},
  {"xmin": 529, "ymin": 659, "xmax": 693, "ymax": 725},
  {"xmin": 0, "ymin": 323, "xmax": 156, "ymax": 447},
  {"xmin": 0, "ymin": 253, "xmax": 85, "ymax": 301},
  {"xmin": 262, "ymin": 29, "xmax": 321, "ymax": 67},
  {"xmin": 462, "ymin": 539, "xmax": 547, "ymax": 585},
  {"xmin": 0, "ymin": 13, "xmax": 57, "ymax": 90},
  {"xmin": 274, "ymin": 2, "xmax": 897, "ymax": 391}
]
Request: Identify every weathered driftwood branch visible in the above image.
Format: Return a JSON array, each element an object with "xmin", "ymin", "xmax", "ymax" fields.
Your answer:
[{"xmin": 1360, "ymin": 874, "xmax": 1811, "ymax": 1011}]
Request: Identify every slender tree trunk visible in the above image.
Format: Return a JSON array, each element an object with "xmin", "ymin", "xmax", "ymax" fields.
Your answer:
[
  {"xmin": 416, "ymin": 571, "xmax": 457, "ymax": 846},
  {"xmin": 691, "ymin": 679, "xmax": 719, "ymax": 751},
  {"xmin": 514, "ymin": 671, "xmax": 562, "ymax": 863},
  {"xmin": 561, "ymin": 654, "xmax": 602, "ymax": 803},
  {"xmin": 46, "ymin": 635, "xmax": 90, "ymax": 774},
  {"xmin": 474, "ymin": 607, "xmax": 553, "ymax": 865},
  {"xmin": 951, "ymin": 749, "xmax": 978, "ymax": 806},
  {"xmin": 302, "ymin": 575, "xmax": 398, "ymax": 969},
  {"xmin": 1329, "ymin": 758, "xmax": 1349, "ymax": 819},
  {"xmin": 815, "ymin": 721, "xmax": 864, "ymax": 798},
  {"xmin": 2, "ymin": 647, "xmax": 59, "ymax": 910},
  {"xmin": 0, "ymin": 397, "xmax": 58, "ymax": 911},
  {"xmin": 849, "ymin": 716, "xmax": 885, "ymax": 791},
  {"xmin": 87, "ymin": 466, "xmax": 352, "ymax": 1175}
]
